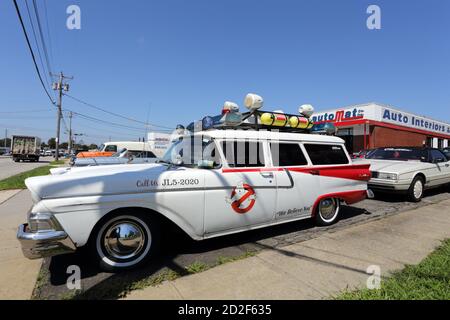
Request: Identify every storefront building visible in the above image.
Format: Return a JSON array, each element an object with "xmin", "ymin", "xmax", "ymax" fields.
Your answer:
[{"xmin": 312, "ymin": 103, "xmax": 450, "ymax": 154}]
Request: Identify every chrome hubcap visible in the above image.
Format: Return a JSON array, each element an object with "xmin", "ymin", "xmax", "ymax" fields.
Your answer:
[
  {"xmin": 414, "ymin": 180, "xmax": 423, "ymax": 199},
  {"xmin": 319, "ymin": 198, "xmax": 338, "ymax": 221},
  {"xmin": 104, "ymin": 221, "xmax": 146, "ymax": 260}
]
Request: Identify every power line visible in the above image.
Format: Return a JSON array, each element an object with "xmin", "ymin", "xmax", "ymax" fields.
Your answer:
[
  {"xmin": 74, "ymin": 122, "xmax": 143, "ymax": 139},
  {"xmin": 42, "ymin": 0, "xmax": 54, "ymax": 66},
  {"xmin": 0, "ymin": 109, "xmax": 53, "ymax": 114},
  {"xmin": 63, "ymin": 93, "xmax": 173, "ymax": 130},
  {"xmin": 65, "ymin": 109, "xmax": 166, "ymax": 132},
  {"xmin": 24, "ymin": 0, "xmax": 51, "ymax": 90},
  {"xmin": 62, "ymin": 110, "xmax": 152, "ymax": 139},
  {"xmin": 13, "ymin": 0, "xmax": 56, "ymax": 105},
  {"xmin": 32, "ymin": 0, "xmax": 53, "ymax": 75}
]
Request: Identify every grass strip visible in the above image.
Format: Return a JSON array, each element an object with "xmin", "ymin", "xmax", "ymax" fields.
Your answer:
[
  {"xmin": 336, "ymin": 239, "xmax": 450, "ymax": 300},
  {"xmin": 0, "ymin": 166, "xmax": 53, "ymax": 191}
]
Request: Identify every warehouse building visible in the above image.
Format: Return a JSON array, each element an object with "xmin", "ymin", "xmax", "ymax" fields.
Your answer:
[{"xmin": 312, "ymin": 103, "xmax": 450, "ymax": 154}]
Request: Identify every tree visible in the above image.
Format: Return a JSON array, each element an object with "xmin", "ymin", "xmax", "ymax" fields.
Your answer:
[
  {"xmin": 59, "ymin": 142, "xmax": 69, "ymax": 150},
  {"xmin": 88, "ymin": 144, "xmax": 98, "ymax": 150},
  {"xmin": 47, "ymin": 138, "xmax": 56, "ymax": 149},
  {"xmin": 41, "ymin": 142, "xmax": 48, "ymax": 149},
  {"xmin": 0, "ymin": 138, "xmax": 11, "ymax": 148}
]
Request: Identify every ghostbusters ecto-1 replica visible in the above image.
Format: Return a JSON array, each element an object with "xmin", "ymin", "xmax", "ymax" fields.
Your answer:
[{"xmin": 17, "ymin": 94, "xmax": 371, "ymax": 271}]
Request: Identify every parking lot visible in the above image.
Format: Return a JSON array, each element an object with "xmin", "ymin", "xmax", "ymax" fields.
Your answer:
[{"xmin": 0, "ymin": 156, "xmax": 53, "ymax": 180}]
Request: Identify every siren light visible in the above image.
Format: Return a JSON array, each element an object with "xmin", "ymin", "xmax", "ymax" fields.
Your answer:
[
  {"xmin": 202, "ymin": 116, "xmax": 215, "ymax": 130},
  {"xmin": 244, "ymin": 93, "xmax": 264, "ymax": 111},
  {"xmin": 299, "ymin": 104, "xmax": 314, "ymax": 118},
  {"xmin": 222, "ymin": 101, "xmax": 239, "ymax": 115},
  {"xmin": 176, "ymin": 124, "xmax": 185, "ymax": 135}
]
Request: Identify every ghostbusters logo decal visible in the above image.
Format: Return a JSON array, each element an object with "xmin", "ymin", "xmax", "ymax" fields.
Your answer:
[{"xmin": 227, "ymin": 182, "xmax": 256, "ymax": 214}]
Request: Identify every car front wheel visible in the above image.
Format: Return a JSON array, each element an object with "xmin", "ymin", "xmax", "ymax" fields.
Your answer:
[
  {"xmin": 315, "ymin": 198, "xmax": 340, "ymax": 226},
  {"xmin": 90, "ymin": 213, "xmax": 159, "ymax": 272},
  {"xmin": 408, "ymin": 176, "xmax": 424, "ymax": 202}
]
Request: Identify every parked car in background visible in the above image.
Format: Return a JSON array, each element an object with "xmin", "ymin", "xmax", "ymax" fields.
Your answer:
[
  {"xmin": 76, "ymin": 141, "xmax": 152, "ymax": 158},
  {"xmin": 11, "ymin": 136, "xmax": 41, "ymax": 162},
  {"xmin": 355, "ymin": 147, "xmax": 450, "ymax": 202},
  {"xmin": 0, "ymin": 147, "xmax": 11, "ymax": 156},
  {"xmin": 44, "ymin": 150, "xmax": 54, "ymax": 157},
  {"xmin": 442, "ymin": 147, "xmax": 450, "ymax": 159},
  {"xmin": 69, "ymin": 148, "xmax": 158, "ymax": 167},
  {"xmin": 352, "ymin": 149, "xmax": 375, "ymax": 159}
]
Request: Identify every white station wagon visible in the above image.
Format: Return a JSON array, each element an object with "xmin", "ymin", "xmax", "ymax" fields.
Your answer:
[{"xmin": 18, "ymin": 95, "xmax": 371, "ymax": 271}]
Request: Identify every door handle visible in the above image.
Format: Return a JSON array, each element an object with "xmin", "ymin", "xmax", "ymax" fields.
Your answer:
[
  {"xmin": 260, "ymin": 171, "xmax": 274, "ymax": 179},
  {"xmin": 309, "ymin": 170, "xmax": 320, "ymax": 176}
]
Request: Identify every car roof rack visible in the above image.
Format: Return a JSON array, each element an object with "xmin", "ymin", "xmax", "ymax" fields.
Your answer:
[
  {"xmin": 188, "ymin": 110, "xmax": 321, "ymax": 134},
  {"xmin": 183, "ymin": 93, "xmax": 337, "ymax": 135}
]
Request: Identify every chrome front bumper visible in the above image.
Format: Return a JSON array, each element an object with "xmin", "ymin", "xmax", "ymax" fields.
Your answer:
[{"xmin": 17, "ymin": 223, "xmax": 76, "ymax": 259}]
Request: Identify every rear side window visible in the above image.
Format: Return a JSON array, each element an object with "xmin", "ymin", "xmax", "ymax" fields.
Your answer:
[
  {"xmin": 104, "ymin": 145, "xmax": 117, "ymax": 152},
  {"xmin": 430, "ymin": 150, "xmax": 447, "ymax": 163},
  {"xmin": 304, "ymin": 144, "xmax": 349, "ymax": 165},
  {"xmin": 221, "ymin": 141, "xmax": 265, "ymax": 167},
  {"xmin": 270, "ymin": 143, "xmax": 308, "ymax": 166}
]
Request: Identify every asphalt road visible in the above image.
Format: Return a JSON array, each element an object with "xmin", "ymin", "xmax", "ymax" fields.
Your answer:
[
  {"xmin": 30, "ymin": 185, "xmax": 450, "ymax": 300},
  {"xmin": 0, "ymin": 157, "xmax": 53, "ymax": 180}
]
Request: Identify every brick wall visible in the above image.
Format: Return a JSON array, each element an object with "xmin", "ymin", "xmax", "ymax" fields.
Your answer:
[{"xmin": 370, "ymin": 126, "xmax": 426, "ymax": 148}]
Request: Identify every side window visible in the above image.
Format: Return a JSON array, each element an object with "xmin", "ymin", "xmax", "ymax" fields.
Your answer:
[
  {"xmin": 304, "ymin": 144, "xmax": 349, "ymax": 165},
  {"xmin": 105, "ymin": 145, "xmax": 117, "ymax": 152},
  {"xmin": 270, "ymin": 143, "xmax": 308, "ymax": 166},
  {"xmin": 430, "ymin": 150, "xmax": 447, "ymax": 163},
  {"xmin": 221, "ymin": 141, "xmax": 265, "ymax": 167}
]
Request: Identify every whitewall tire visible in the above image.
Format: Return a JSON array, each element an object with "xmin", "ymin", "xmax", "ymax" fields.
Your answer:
[
  {"xmin": 315, "ymin": 198, "xmax": 340, "ymax": 226},
  {"xmin": 90, "ymin": 213, "xmax": 159, "ymax": 272}
]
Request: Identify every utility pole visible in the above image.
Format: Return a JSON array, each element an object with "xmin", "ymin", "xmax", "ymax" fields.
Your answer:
[
  {"xmin": 52, "ymin": 72, "xmax": 73, "ymax": 161},
  {"xmin": 68, "ymin": 112, "xmax": 73, "ymax": 155}
]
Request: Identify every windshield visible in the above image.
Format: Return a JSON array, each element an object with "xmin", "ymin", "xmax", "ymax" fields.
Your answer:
[
  {"xmin": 98, "ymin": 144, "xmax": 105, "ymax": 151},
  {"xmin": 111, "ymin": 148, "xmax": 127, "ymax": 157},
  {"xmin": 162, "ymin": 136, "xmax": 219, "ymax": 168},
  {"xmin": 367, "ymin": 148, "xmax": 426, "ymax": 161},
  {"xmin": 443, "ymin": 148, "xmax": 450, "ymax": 157}
]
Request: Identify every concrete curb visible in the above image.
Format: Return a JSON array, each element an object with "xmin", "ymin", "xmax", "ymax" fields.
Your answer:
[{"xmin": 0, "ymin": 189, "xmax": 22, "ymax": 205}]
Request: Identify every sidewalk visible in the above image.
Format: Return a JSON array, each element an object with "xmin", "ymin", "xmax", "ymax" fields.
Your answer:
[
  {"xmin": 0, "ymin": 190, "xmax": 42, "ymax": 300},
  {"xmin": 125, "ymin": 198, "xmax": 450, "ymax": 300}
]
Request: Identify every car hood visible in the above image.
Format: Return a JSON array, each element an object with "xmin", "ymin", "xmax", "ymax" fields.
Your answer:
[
  {"xmin": 353, "ymin": 159, "xmax": 422, "ymax": 173},
  {"xmin": 26, "ymin": 163, "xmax": 168, "ymax": 200}
]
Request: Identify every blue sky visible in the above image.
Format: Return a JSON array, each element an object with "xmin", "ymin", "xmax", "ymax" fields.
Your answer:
[{"xmin": 1, "ymin": 0, "xmax": 449, "ymax": 144}]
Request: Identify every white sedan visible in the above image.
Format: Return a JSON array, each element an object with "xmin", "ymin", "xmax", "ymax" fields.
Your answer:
[{"xmin": 355, "ymin": 147, "xmax": 450, "ymax": 202}]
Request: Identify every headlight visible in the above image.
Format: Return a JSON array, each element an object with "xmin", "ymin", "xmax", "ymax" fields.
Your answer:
[
  {"xmin": 28, "ymin": 212, "xmax": 62, "ymax": 232},
  {"xmin": 377, "ymin": 172, "xmax": 398, "ymax": 180}
]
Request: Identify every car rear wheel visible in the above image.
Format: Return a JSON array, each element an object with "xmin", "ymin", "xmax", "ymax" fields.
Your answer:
[
  {"xmin": 315, "ymin": 198, "xmax": 340, "ymax": 226},
  {"xmin": 408, "ymin": 176, "xmax": 424, "ymax": 202},
  {"xmin": 90, "ymin": 213, "xmax": 160, "ymax": 272}
]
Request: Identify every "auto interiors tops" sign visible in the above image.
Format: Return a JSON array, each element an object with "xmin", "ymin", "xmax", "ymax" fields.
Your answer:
[
  {"xmin": 313, "ymin": 103, "xmax": 450, "ymax": 136},
  {"xmin": 381, "ymin": 107, "xmax": 450, "ymax": 135}
]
